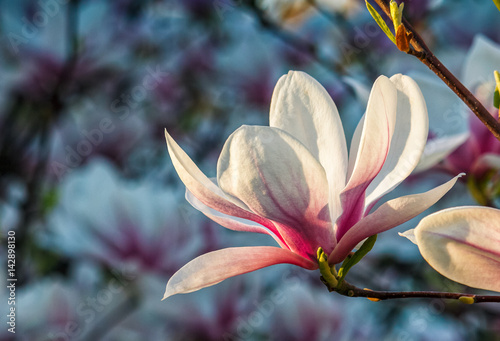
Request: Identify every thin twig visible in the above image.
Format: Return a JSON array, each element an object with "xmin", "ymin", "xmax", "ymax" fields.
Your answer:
[
  {"xmin": 324, "ymin": 278, "xmax": 500, "ymax": 303},
  {"xmin": 370, "ymin": 0, "xmax": 500, "ymax": 141}
]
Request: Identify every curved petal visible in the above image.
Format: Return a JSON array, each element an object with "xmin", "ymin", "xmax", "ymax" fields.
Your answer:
[
  {"xmin": 328, "ymin": 174, "xmax": 462, "ymax": 264},
  {"xmin": 165, "ymin": 130, "xmax": 287, "ymax": 246},
  {"xmin": 336, "ymin": 76, "xmax": 398, "ymax": 240},
  {"xmin": 163, "ymin": 246, "xmax": 317, "ymax": 299},
  {"xmin": 414, "ymin": 133, "xmax": 470, "ymax": 173},
  {"xmin": 408, "ymin": 206, "xmax": 500, "ymax": 292},
  {"xmin": 185, "ymin": 189, "xmax": 288, "ymax": 249},
  {"xmin": 463, "ymin": 35, "xmax": 500, "ymax": 89},
  {"xmin": 217, "ymin": 125, "xmax": 335, "ymax": 259},
  {"xmin": 364, "ymin": 75, "xmax": 429, "ymax": 208},
  {"xmin": 270, "ymin": 71, "xmax": 348, "ymax": 221}
]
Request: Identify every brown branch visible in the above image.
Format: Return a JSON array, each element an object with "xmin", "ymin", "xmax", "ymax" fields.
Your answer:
[
  {"xmin": 324, "ymin": 279, "xmax": 500, "ymax": 303},
  {"xmin": 370, "ymin": 0, "xmax": 500, "ymax": 141}
]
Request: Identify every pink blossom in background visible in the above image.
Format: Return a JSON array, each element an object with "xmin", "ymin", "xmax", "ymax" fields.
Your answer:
[{"xmin": 415, "ymin": 36, "xmax": 500, "ymax": 179}]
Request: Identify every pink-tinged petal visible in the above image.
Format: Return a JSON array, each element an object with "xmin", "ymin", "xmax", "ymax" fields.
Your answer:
[
  {"xmin": 364, "ymin": 75, "xmax": 429, "ymax": 208},
  {"xmin": 270, "ymin": 71, "xmax": 348, "ymax": 221},
  {"xmin": 408, "ymin": 206, "xmax": 500, "ymax": 292},
  {"xmin": 414, "ymin": 133, "xmax": 470, "ymax": 173},
  {"xmin": 217, "ymin": 125, "xmax": 335, "ymax": 259},
  {"xmin": 463, "ymin": 35, "xmax": 500, "ymax": 89},
  {"xmin": 185, "ymin": 189, "xmax": 288, "ymax": 249},
  {"xmin": 336, "ymin": 76, "xmax": 398, "ymax": 240},
  {"xmin": 165, "ymin": 130, "xmax": 287, "ymax": 246},
  {"xmin": 328, "ymin": 174, "xmax": 462, "ymax": 264},
  {"xmin": 163, "ymin": 246, "xmax": 317, "ymax": 299}
]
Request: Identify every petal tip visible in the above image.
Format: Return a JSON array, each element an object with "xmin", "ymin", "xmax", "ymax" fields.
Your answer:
[
  {"xmin": 399, "ymin": 229, "xmax": 417, "ymax": 244},
  {"xmin": 162, "ymin": 282, "xmax": 178, "ymax": 301}
]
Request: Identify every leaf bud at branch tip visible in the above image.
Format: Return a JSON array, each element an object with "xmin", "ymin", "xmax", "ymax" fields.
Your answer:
[{"xmin": 390, "ymin": 0, "xmax": 404, "ymax": 31}]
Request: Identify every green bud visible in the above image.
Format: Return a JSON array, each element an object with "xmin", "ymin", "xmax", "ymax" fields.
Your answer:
[
  {"xmin": 390, "ymin": 0, "xmax": 404, "ymax": 31},
  {"xmin": 459, "ymin": 296, "xmax": 475, "ymax": 304},
  {"xmin": 494, "ymin": 71, "xmax": 500, "ymax": 110}
]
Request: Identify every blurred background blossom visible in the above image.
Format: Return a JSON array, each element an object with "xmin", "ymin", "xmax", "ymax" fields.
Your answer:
[{"xmin": 1, "ymin": 0, "xmax": 500, "ymax": 340}]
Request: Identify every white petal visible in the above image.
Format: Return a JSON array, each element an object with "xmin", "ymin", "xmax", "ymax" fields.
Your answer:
[
  {"xmin": 163, "ymin": 246, "xmax": 317, "ymax": 299},
  {"xmin": 217, "ymin": 125, "xmax": 335, "ymax": 258},
  {"xmin": 414, "ymin": 133, "xmax": 470, "ymax": 173},
  {"xmin": 270, "ymin": 71, "xmax": 348, "ymax": 221},
  {"xmin": 328, "ymin": 174, "xmax": 462, "ymax": 264},
  {"xmin": 412, "ymin": 206, "xmax": 500, "ymax": 292},
  {"xmin": 364, "ymin": 74, "xmax": 429, "ymax": 208}
]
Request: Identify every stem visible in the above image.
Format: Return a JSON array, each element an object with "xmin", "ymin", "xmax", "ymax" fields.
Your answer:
[
  {"xmin": 326, "ymin": 279, "xmax": 500, "ymax": 303},
  {"xmin": 371, "ymin": 0, "xmax": 500, "ymax": 141}
]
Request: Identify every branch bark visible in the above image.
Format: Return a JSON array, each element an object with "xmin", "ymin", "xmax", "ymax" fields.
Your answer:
[
  {"xmin": 324, "ymin": 278, "xmax": 500, "ymax": 303},
  {"xmin": 371, "ymin": 0, "xmax": 500, "ymax": 141}
]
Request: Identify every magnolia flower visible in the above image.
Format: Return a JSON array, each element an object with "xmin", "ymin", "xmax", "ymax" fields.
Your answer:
[
  {"xmin": 401, "ymin": 206, "xmax": 500, "ymax": 292},
  {"xmin": 163, "ymin": 71, "xmax": 461, "ymax": 299}
]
